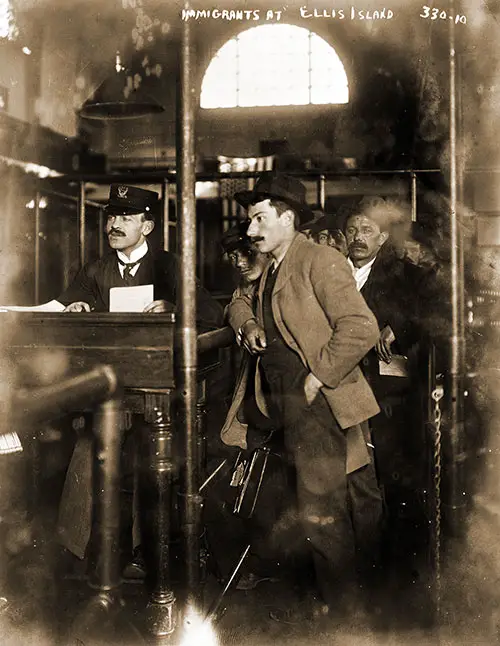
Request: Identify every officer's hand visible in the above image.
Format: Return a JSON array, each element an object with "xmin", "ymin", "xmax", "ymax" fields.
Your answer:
[
  {"xmin": 143, "ymin": 300, "xmax": 170, "ymax": 313},
  {"xmin": 304, "ymin": 372, "xmax": 323, "ymax": 406},
  {"xmin": 64, "ymin": 301, "xmax": 91, "ymax": 312},
  {"xmin": 241, "ymin": 319, "xmax": 267, "ymax": 355},
  {"xmin": 375, "ymin": 325, "xmax": 396, "ymax": 363}
]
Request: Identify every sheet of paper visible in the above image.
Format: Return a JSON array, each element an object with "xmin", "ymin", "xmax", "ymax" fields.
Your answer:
[
  {"xmin": 109, "ymin": 284, "xmax": 154, "ymax": 313},
  {"xmin": 0, "ymin": 300, "xmax": 66, "ymax": 313},
  {"xmin": 378, "ymin": 354, "xmax": 409, "ymax": 378}
]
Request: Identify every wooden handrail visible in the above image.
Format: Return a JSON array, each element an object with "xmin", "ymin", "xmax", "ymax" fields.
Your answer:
[{"xmin": 197, "ymin": 325, "xmax": 235, "ymax": 353}]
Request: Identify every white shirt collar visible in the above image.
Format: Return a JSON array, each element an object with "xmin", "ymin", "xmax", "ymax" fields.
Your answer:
[
  {"xmin": 348, "ymin": 256, "xmax": 377, "ymax": 292},
  {"xmin": 116, "ymin": 240, "xmax": 149, "ymax": 265},
  {"xmin": 116, "ymin": 240, "xmax": 149, "ymax": 277}
]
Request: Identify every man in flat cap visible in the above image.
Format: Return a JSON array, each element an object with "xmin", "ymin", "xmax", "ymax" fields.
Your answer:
[
  {"xmin": 228, "ymin": 172, "xmax": 383, "ymax": 621},
  {"xmin": 57, "ymin": 184, "xmax": 222, "ymax": 327},
  {"xmin": 221, "ymin": 220, "xmax": 269, "ymax": 303}
]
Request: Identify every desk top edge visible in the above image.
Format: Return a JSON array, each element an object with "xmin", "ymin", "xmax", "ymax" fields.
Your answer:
[{"xmin": 3, "ymin": 312, "xmax": 177, "ymax": 325}]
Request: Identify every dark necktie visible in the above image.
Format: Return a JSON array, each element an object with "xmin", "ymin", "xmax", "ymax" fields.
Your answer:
[{"xmin": 118, "ymin": 258, "xmax": 141, "ymax": 286}]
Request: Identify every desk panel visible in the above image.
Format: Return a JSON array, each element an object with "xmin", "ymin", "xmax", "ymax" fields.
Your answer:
[{"xmin": 7, "ymin": 312, "xmax": 176, "ymax": 390}]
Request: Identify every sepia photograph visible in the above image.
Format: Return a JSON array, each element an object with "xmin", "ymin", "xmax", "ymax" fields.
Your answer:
[{"xmin": 0, "ymin": 0, "xmax": 498, "ymax": 644}]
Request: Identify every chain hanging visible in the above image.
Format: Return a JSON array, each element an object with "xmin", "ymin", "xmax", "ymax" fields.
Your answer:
[{"xmin": 431, "ymin": 383, "xmax": 444, "ymax": 616}]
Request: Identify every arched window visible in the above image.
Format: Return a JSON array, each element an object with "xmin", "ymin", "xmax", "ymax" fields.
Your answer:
[
  {"xmin": 201, "ymin": 24, "xmax": 348, "ymax": 109},
  {"xmin": 0, "ymin": 0, "xmax": 17, "ymax": 40}
]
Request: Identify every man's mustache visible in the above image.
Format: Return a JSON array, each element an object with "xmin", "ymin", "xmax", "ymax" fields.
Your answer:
[
  {"xmin": 250, "ymin": 236, "xmax": 265, "ymax": 242},
  {"xmin": 108, "ymin": 229, "xmax": 125, "ymax": 237},
  {"xmin": 349, "ymin": 242, "xmax": 367, "ymax": 250}
]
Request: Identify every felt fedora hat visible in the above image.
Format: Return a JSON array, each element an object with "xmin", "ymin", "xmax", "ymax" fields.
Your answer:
[
  {"xmin": 311, "ymin": 213, "xmax": 339, "ymax": 234},
  {"xmin": 106, "ymin": 184, "xmax": 159, "ymax": 219},
  {"xmin": 234, "ymin": 172, "xmax": 314, "ymax": 224},
  {"xmin": 299, "ymin": 209, "xmax": 324, "ymax": 232}
]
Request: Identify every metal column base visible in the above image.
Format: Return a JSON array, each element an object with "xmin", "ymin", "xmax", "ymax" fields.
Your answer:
[{"xmin": 145, "ymin": 591, "xmax": 177, "ymax": 637}]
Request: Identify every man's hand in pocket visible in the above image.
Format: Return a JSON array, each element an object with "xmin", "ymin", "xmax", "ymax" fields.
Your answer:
[{"xmin": 304, "ymin": 372, "xmax": 323, "ymax": 406}]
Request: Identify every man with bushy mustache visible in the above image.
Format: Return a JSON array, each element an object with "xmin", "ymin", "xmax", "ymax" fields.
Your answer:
[
  {"xmin": 344, "ymin": 197, "xmax": 433, "ymax": 513},
  {"xmin": 344, "ymin": 197, "xmax": 426, "ymax": 390}
]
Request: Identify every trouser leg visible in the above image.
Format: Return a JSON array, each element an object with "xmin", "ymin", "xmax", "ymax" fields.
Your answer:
[
  {"xmin": 347, "ymin": 456, "xmax": 384, "ymax": 587},
  {"xmin": 57, "ymin": 434, "xmax": 93, "ymax": 559},
  {"xmin": 285, "ymin": 389, "xmax": 357, "ymax": 608},
  {"xmin": 58, "ymin": 417, "xmax": 136, "ymax": 560}
]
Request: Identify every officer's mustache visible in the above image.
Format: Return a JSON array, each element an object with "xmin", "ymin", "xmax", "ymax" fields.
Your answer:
[
  {"xmin": 249, "ymin": 236, "xmax": 265, "ymax": 242},
  {"xmin": 108, "ymin": 228, "xmax": 125, "ymax": 237}
]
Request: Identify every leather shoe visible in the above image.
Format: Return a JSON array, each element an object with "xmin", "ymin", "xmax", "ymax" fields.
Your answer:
[{"xmin": 122, "ymin": 546, "xmax": 146, "ymax": 580}]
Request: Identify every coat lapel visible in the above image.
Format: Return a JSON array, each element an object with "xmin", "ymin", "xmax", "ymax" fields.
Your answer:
[
  {"xmin": 271, "ymin": 233, "xmax": 303, "ymax": 296},
  {"xmin": 256, "ymin": 234, "xmax": 303, "ymax": 320},
  {"xmin": 256, "ymin": 264, "xmax": 269, "ymax": 324}
]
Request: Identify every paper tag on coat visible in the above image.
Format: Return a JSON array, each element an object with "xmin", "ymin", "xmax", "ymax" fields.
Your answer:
[{"xmin": 378, "ymin": 354, "xmax": 409, "ymax": 378}]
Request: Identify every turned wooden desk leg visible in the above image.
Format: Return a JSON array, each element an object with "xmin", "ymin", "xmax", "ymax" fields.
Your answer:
[{"xmin": 140, "ymin": 392, "xmax": 177, "ymax": 637}]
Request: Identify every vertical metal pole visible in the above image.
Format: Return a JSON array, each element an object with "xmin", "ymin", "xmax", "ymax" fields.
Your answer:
[
  {"xmin": 2, "ymin": 166, "xmax": 15, "ymax": 260},
  {"xmin": 70, "ymin": 395, "xmax": 126, "ymax": 644},
  {"xmin": 199, "ymin": 216, "xmax": 205, "ymax": 287},
  {"xmin": 162, "ymin": 178, "xmax": 170, "ymax": 251},
  {"xmin": 447, "ymin": 0, "xmax": 466, "ymax": 535},
  {"xmin": 178, "ymin": 2, "xmax": 202, "ymax": 607},
  {"xmin": 456, "ymin": 53, "xmax": 465, "ymax": 207},
  {"xmin": 78, "ymin": 181, "xmax": 86, "ymax": 268},
  {"xmin": 318, "ymin": 174, "xmax": 326, "ymax": 210},
  {"xmin": 34, "ymin": 191, "xmax": 41, "ymax": 304},
  {"xmin": 98, "ymin": 208, "xmax": 104, "ymax": 258},
  {"xmin": 89, "ymin": 398, "xmax": 123, "ymax": 592},
  {"xmin": 410, "ymin": 172, "xmax": 417, "ymax": 223}
]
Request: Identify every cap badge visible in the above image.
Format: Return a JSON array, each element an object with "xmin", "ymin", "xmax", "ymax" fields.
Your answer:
[{"xmin": 117, "ymin": 186, "xmax": 129, "ymax": 198}]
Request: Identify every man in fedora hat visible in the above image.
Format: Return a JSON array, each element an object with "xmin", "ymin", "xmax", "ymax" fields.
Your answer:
[
  {"xmin": 57, "ymin": 183, "xmax": 222, "ymax": 326},
  {"xmin": 227, "ymin": 171, "xmax": 383, "ymax": 620},
  {"xmin": 310, "ymin": 213, "xmax": 348, "ymax": 256}
]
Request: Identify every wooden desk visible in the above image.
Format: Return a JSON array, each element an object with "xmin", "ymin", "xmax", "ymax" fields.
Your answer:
[
  {"xmin": 8, "ymin": 312, "xmax": 175, "ymax": 389},
  {"xmin": 6, "ymin": 312, "xmax": 226, "ymax": 637}
]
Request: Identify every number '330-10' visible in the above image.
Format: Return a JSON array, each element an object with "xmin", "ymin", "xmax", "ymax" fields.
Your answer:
[{"xmin": 420, "ymin": 5, "xmax": 467, "ymax": 24}]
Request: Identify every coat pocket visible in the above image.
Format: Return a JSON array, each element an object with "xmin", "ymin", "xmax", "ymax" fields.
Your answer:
[{"xmin": 322, "ymin": 378, "xmax": 380, "ymax": 430}]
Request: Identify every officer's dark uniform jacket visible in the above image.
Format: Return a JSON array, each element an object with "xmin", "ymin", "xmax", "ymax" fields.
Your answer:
[{"xmin": 58, "ymin": 245, "xmax": 223, "ymax": 329}]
